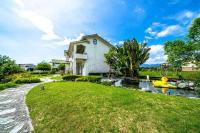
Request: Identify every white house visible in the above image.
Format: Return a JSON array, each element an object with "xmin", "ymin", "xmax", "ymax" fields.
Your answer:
[
  {"xmin": 64, "ymin": 34, "xmax": 113, "ymax": 76},
  {"xmin": 182, "ymin": 62, "xmax": 199, "ymax": 71}
]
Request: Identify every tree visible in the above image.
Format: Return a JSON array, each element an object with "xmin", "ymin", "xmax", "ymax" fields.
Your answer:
[
  {"xmin": 164, "ymin": 40, "xmax": 192, "ymax": 74},
  {"xmin": 36, "ymin": 61, "xmax": 51, "ymax": 71},
  {"xmin": 123, "ymin": 39, "xmax": 150, "ymax": 78},
  {"xmin": 58, "ymin": 63, "xmax": 65, "ymax": 75},
  {"xmin": 0, "ymin": 55, "xmax": 22, "ymax": 78},
  {"xmin": 188, "ymin": 17, "xmax": 200, "ymax": 67},
  {"xmin": 105, "ymin": 38, "xmax": 150, "ymax": 79}
]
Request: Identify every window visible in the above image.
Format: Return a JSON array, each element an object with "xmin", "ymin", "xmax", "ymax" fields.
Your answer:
[
  {"xmin": 93, "ymin": 39, "xmax": 97, "ymax": 45},
  {"xmin": 76, "ymin": 45, "xmax": 85, "ymax": 54}
]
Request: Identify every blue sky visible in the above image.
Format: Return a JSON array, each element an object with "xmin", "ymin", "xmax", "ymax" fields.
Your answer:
[{"xmin": 0, "ymin": 0, "xmax": 199, "ymax": 64}]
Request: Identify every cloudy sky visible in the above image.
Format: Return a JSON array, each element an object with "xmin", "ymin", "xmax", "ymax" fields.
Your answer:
[{"xmin": 0, "ymin": 0, "xmax": 199, "ymax": 64}]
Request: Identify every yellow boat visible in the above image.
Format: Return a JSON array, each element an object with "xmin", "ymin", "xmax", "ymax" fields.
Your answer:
[{"xmin": 152, "ymin": 77, "xmax": 177, "ymax": 89}]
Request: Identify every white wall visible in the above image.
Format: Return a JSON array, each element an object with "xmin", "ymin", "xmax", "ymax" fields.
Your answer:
[
  {"xmin": 67, "ymin": 37, "xmax": 111, "ymax": 75},
  {"xmin": 83, "ymin": 38, "xmax": 110, "ymax": 75}
]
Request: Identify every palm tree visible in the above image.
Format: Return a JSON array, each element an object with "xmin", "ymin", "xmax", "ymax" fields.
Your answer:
[
  {"xmin": 105, "ymin": 38, "xmax": 150, "ymax": 79},
  {"xmin": 124, "ymin": 39, "xmax": 150, "ymax": 78}
]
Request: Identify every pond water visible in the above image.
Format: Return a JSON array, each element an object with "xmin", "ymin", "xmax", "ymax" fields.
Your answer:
[
  {"xmin": 109, "ymin": 79, "xmax": 199, "ymax": 98},
  {"xmin": 138, "ymin": 80, "xmax": 198, "ymax": 98}
]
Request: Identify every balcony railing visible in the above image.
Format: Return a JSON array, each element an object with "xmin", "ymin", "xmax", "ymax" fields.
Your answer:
[{"xmin": 74, "ymin": 53, "xmax": 88, "ymax": 60}]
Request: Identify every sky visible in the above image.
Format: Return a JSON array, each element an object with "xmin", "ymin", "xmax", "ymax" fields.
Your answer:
[{"xmin": 0, "ymin": 0, "xmax": 200, "ymax": 64}]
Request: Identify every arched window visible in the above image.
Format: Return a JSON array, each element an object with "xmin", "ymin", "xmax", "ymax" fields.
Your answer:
[{"xmin": 76, "ymin": 45, "xmax": 85, "ymax": 54}]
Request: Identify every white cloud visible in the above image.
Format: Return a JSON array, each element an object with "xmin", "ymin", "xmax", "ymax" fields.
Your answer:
[
  {"xmin": 18, "ymin": 10, "xmax": 61, "ymax": 40},
  {"xmin": 146, "ymin": 44, "xmax": 167, "ymax": 64},
  {"xmin": 144, "ymin": 36, "xmax": 153, "ymax": 40},
  {"xmin": 145, "ymin": 27, "xmax": 157, "ymax": 36},
  {"xmin": 13, "ymin": 0, "xmax": 24, "ymax": 7},
  {"xmin": 56, "ymin": 33, "xmax": 84, "ymax": 46},
  {"xmin": 13, "ymin": 1, "xmax": 61, "ymax": 41},
  {"xmin": 145, "ymin": 23, "xmax": 184, "ymax": 39},
  {"xmin": 157, "ymin": 25, "xmax": 182, "ymax": 37},
  {"xmin": 134, "ymin": 7, "xmax": 145, "ymax": 14}
]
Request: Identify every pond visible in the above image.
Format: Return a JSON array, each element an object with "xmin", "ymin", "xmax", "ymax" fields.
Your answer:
[
  {"xmin": 110, "ymin": 79, "xmax": 199, "ymax": 98},
  {"xmin": 138, "ymin": 80, "xmax": 198, "ymax": 98}
]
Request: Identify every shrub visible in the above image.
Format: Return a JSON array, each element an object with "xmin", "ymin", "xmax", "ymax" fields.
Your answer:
[
  {"xmin": 15, "ymin": 78, "xmax": 41, "ymax": 84},
  {"xmin": 0, "ymin": 77, "xmax": 12, "ymax": 83},
  {"xmin": 0, "ymin": 83, "xmax": 17, "ymax": 90},
  {"xmin": 195, "ymin": 80, "xmax": 200, "ymax": 96},
  {"xmin": 75, "ymin": 76, "xmax": 101, "ymax": 83},
  {"xmin": 62, "ymin": 75, "xmax": 82, "ymax": 81},
  {"xmin": 101, "ymin": 81, "xmax": 112, "ymax": 86},
  {"xmin": 31, "ymin": 71, "xmax": 50, "ymax": 75}
]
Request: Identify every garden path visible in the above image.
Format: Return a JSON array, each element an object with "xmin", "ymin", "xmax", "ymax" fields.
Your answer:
[{"xmin": 0, "ymin": 77, "xmax": 52, "ymax": 133}]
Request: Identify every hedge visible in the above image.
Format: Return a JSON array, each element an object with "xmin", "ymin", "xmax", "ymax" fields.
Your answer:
[
  {"xmin": 101, "ymin": 81, "xmax": 112, "ymax": 86},
  {"xmin": 15, "ymin": 78, "xmax": 41, "ymax": 84},
  {"xmin": 0, "ymin": 83, "xmax": 17, "ymax": 90},
  {"xmin": 62, "ymin": 75, "xmax": 82, "ymax": 81},
  {"xmin": 75, "ymin": 76, "xmax": 101, "ymax": 83}
]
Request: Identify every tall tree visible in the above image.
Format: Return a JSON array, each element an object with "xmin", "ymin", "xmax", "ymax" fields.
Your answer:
[
  {"xmin": 0, "ymin": 55, "xmax": 22, "ymax": 78},
  {"xmin": 36, "ymin": 61, "xmax": 51, "ymax": 71},
  {"xmin": 164, "ymin": 40, "xmax": 192, "ymax": 74},
  {"xmin": 188, "ymin": 17, "xmax": 200, "ymax": 67},
  {"xmin": 58, "ymin": 63, "xmax": 66, "ymax": 75},
  {"xmin": 105, "ymin": 38, "xmax": 150, "ymax": 79},
  {"xmin": 124, "ymin": 39, "xmax": 150, "ymax": 78}
]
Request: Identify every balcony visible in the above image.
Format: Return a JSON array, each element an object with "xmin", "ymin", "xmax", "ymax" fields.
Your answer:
[{"xmin": 74, "ymin": 53, "xmax": 88, "ymax": 60}]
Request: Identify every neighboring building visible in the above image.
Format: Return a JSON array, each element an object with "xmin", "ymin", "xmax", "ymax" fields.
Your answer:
[
  {"xmin": 50, "ymin": 59, "xmax": 69, "ymax": 71},
  {"xmin": 64, "ymin": 34, "xmax": 113, "ymax": 76},
  {"xmin": 18, "ymin": 64, "xmax": 35, "ymax": 71},
  {"xmin": 182, "ymin": 62, "xmax": 199, "ymax": 71}
]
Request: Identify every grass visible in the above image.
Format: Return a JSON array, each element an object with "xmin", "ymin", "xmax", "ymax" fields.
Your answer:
[
  {"xmin": 50, "ymin": 75, "xmax": 62, "ymax": 81},
  {"xmin": 140, "ymin": 70, "xmax": 200, "ymax": 80},
  {"xmin": 0, "ymin": 82, "xmax": 17, "ymax": 91},
  {"xmin": 27, "ymin": 82, "xmax": 200, "ymax": 133}
]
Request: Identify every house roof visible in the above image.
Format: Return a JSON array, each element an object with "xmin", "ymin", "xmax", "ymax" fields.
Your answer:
[
  {"xmin": 67, "ymin": 34, "xmax": 114, "ymax": 55},
  {"xmin": 51, "ymin": 59, "xmax": 68, "ymax": 64}
]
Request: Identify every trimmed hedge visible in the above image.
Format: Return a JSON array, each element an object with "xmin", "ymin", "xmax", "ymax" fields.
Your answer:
[
  {"xmin": 0, "ymin": 83, "xmax": 17, "ymax": 90},
  {"xmin": 101, "ymin": 81, "xmax": 112, "ymax": 86},
  {"xmin": 31, "ymin": 71, "xmax": 50, "ymax": 75},
  {"xmin": 62, "ymin": 75, "xmax": 82, "ymax": 81},
  {"xmin": 75, "ymin": 76, "xmax": 101, "ymax": 83},
  {"xmin": 15, "ymin": 78, "xmax": 41, "ymax": 84}
]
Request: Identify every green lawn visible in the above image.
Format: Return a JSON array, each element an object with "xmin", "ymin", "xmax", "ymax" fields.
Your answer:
[
  {"xmin": 140, "ymin": 70, "xmax": 200, "ymax": 80},
  {"xmin": 27, "ymin": 82, "xmax": 200, "ymax": 133}
]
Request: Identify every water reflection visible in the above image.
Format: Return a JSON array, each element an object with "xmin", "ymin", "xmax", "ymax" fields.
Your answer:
[{"xmin": 138, "ymin": 80, "xmax": 198, "ymax": 98}]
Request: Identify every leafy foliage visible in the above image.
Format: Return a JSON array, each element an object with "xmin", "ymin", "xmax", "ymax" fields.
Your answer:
[
  {"xmin": 75, "ymin": 76, "xmax": 101, "ymax": 83},
  {"xmin": 0, "ymin": 55, "xmax": 22, "ymax": 80},
  {"xmin": 188, "ymin": 17, "xmax": 200, "ymax": 67},
  {"xmin": 0, "ymin": 82, "xmax": 17, "ymax": 91},
  {"xmin": 14, "ymin": 78, "xmax": 41, "ymax": 84},
  {"xmin": 62, "ymin": 75, "xmax": 82, "ymax": 81},
  {"xmin": 105, "ymin": 38, "xmax": 150, "ymax": 78},
  {"xmin": 164, "ymin": 40, "xmax": 192, "ymax": 70},
  {"xmin": 36, "ymin": 61, "xmax": 51, "ymax": 71}
]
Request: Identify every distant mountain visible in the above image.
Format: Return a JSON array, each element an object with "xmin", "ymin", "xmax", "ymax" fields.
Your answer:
[{"xmin": 140, "ymin": 64, "xmax": 161, "ymax": 68}]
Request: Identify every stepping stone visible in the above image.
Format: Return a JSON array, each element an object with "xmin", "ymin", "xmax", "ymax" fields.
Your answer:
[
  {"xmin": 0, "ymin": 100, "xmax": 13, "ymax": 105},
  {"xmin": 0, "ymin": 108, "xmax": 16, "ymax": 116},
  {"xmin": 10, "ymin": 122, "xmax": 24, "ymax": 133},
  {"xmin": 0, "ymin": 117, "xmax": 14, "ymax": 125}
]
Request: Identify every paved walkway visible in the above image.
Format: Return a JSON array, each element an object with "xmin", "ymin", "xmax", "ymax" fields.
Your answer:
[{"xmin": 0, "ymin": 77, "xmax": 52, "ymax": 133}]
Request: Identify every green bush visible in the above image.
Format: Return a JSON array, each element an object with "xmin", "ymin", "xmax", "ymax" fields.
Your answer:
[
  {"xmin": 15, "ymin": 78, "xmax": 41, "ymax": 84},
  {"xmin": 195, "ymin": 80, "xmax": 200, "ymax": 96},
  {"xmin": 0, "ymin": 77, "xmax": 12, "ymax": 83},
  {"xmin": 0, "ymin": 82, "xmax": 17, "ymax": 90},
  {"xmin": 101, "ymin": 81, "xmax": 112, "ymax": 86},
  {"xmin": 75, "ymin": 76, "xmax": 101, "ymax": 83},
  {"xmin": 62, "ymin": 75, "xmax": 82, "ymax": 81},
  {"xmin": 31, "ymin": 71, "xmax": 50, "ymax": 75}
]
